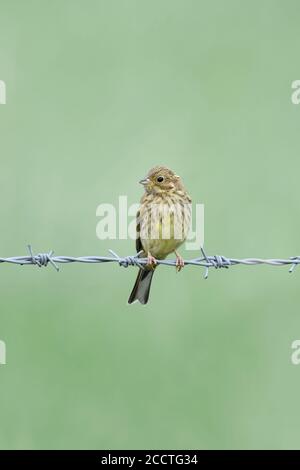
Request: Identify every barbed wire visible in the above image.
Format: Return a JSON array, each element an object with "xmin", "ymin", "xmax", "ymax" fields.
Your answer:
[{"xmin": 0, "ymin": 245, "xmax": 299, "ymax": 279}]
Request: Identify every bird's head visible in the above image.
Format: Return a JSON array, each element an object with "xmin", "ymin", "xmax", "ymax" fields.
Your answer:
[{"xmin": 139, "ymin": 166, "xmax": 183, "ymax": 194}]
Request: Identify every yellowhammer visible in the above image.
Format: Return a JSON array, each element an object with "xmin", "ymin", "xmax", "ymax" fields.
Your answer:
[{"xmin": 128, "ymin": 166, "xmax": 192, "ymax": 304}]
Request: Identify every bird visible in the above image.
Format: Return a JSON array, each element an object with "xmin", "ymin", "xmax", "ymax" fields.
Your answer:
[{"xmin": 128, "ymin": 166, "xmax": 192, "ymax": 304}]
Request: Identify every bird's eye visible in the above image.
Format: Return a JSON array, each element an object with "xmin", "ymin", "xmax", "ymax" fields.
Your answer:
[{"xmin": 157, "ymin": 176, "xmax": 164, "ymax": 183}]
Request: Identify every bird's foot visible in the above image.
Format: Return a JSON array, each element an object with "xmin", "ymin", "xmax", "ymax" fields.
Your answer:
[
  {"xmin": 175, "ymin": 251, "xmax": 184, "ymax": 272},
  {"xmin": 147, "ymin": 252, "xmax": 157, "ymax": 269}
]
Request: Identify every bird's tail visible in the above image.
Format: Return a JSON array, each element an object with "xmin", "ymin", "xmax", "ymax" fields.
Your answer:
[{"xmin": 128, "ymin": 268, "xmax": 155, "ymax": 305}]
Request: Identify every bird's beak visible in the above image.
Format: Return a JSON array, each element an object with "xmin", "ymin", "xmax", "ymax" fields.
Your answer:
[{"xmin": 139, "ymin": 177, "xmax": 150, "ymax": 186}]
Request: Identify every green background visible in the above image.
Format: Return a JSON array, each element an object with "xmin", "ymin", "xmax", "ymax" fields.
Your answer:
[{"xmin": 0, "ymin": 0, "xmax": 300, "ymax": 450}]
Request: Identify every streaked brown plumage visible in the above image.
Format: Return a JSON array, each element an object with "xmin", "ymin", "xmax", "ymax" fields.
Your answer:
[{"xmin": 128, "ymin": 166, "xmax": 192, "ymax": 304}]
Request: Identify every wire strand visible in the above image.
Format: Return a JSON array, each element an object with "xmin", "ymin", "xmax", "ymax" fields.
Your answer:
[{"xmin": 0, "ymin": 245, "xmax": 299, "ymax": 279}]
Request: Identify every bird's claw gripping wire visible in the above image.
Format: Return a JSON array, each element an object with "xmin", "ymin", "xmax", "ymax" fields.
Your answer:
[{"xmin": 27, "ymin": 245, "xmax": 59, "ymax": 272}]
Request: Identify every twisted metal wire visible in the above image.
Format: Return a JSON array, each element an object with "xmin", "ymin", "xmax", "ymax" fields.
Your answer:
[{"xmin": 0, "ymin": 245, "xmax": 299, "ymax": 279}]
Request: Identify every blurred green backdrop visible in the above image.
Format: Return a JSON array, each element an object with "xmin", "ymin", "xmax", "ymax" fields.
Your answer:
[{"xmin": 1, "ymin": 0, "xmax": 300, "ymax": 450}]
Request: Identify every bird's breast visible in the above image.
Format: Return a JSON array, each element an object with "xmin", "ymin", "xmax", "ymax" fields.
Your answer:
[{"xmin": 139, "ymin": 193, "xmax": 191, "ymax": 258}]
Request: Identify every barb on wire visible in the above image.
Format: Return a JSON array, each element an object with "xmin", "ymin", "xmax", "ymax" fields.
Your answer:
[
  {"xmin": 109, "ymin": 249, "xmax": 145, "ymax": 270},
  {"xmin": 289, "ymin": 256, "xmax": 300, "ymax": 274},
  {"xmin": 27, "ymin": 245, "xmax": 59, "ymax": 272},
  {"xmin": 0, "ymin": 245, "xmax": 300, "ymax": 279},
  {"xmin": 200, "ymin": 246, "xmax": 231, "ymax": 279}
]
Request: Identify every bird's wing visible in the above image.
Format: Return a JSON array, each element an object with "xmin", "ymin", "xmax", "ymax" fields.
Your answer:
[{"xmin": 136, "ymin": 209, "xmax": 144, "ymax": 254}]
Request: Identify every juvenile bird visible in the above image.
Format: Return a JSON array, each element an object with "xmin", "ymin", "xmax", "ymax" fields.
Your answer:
[{"xmin": 128, "ymin": 166, "xmax": 192, "ymax": 304}]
